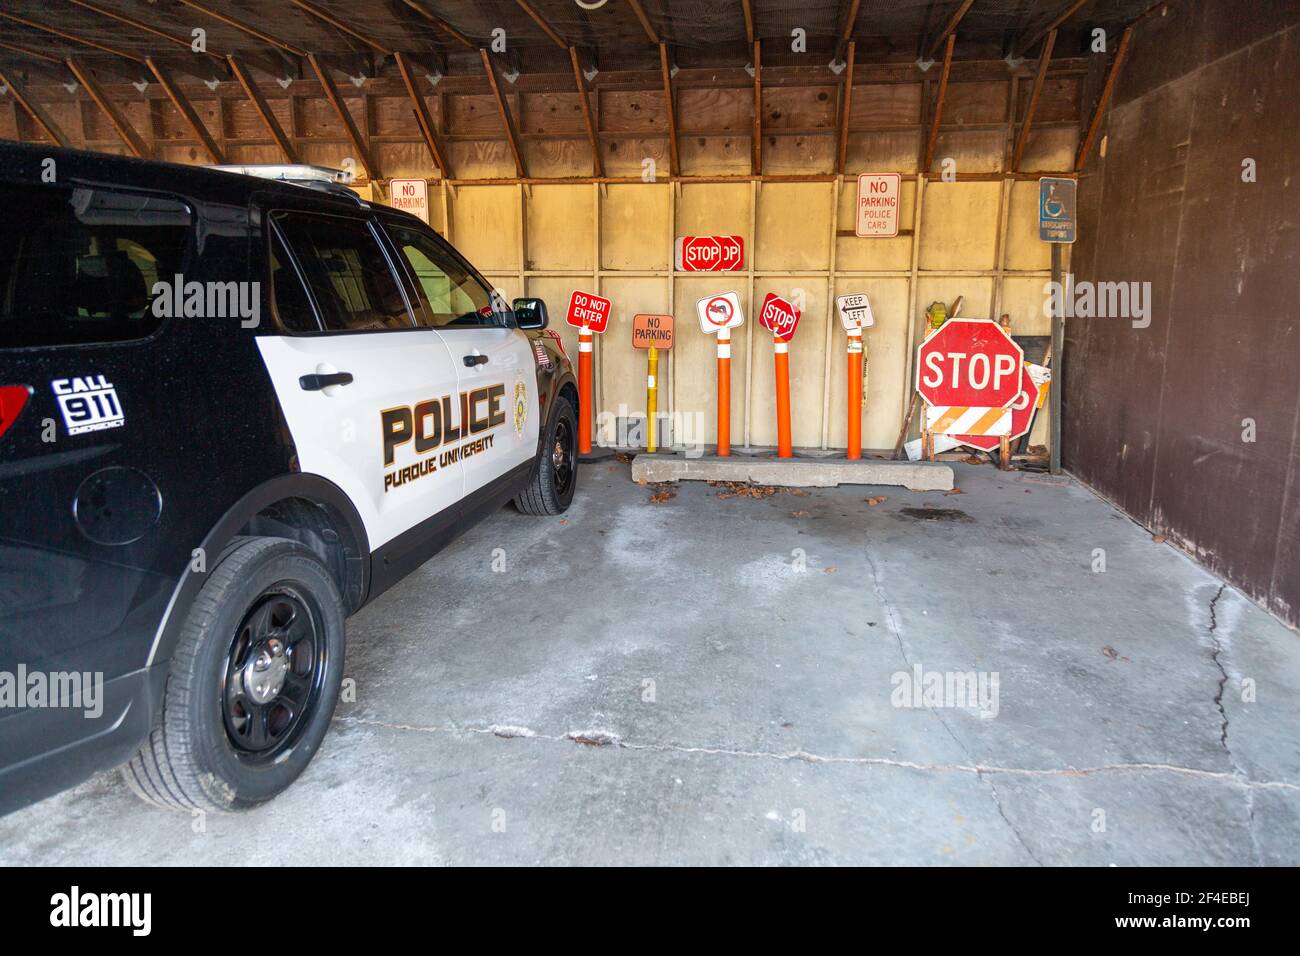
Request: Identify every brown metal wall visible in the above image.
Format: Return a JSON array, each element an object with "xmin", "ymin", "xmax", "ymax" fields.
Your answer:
[{"xmin": 1065, "ymin": 0, "xmax": 1300, "ymax": 627}]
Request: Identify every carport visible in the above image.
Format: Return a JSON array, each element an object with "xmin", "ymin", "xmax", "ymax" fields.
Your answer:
[{"xmin": 0, "ymin": 0, "xmax": 1296, "ymax": 867}]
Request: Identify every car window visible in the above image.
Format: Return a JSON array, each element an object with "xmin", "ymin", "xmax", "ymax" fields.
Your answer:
[
  {"xmin": 273, "ymin": 213, "xmax": 411, "ymax": 332},
  {"xmin": 269, "ymin": 227, "xmax": 320, "ymax": 333},
  {"xmin": 387, "ymin": 224, "xmax": 508, "ymax": 329},
  {"xmin": 0, "ymin": 183, "xmax": 191, "ymax": 349}
]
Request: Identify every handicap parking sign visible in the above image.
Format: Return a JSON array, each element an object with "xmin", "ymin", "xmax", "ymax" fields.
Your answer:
[{"xmin": 1038, "ymin": 177, "xmax": 1076, "ymax": 243}]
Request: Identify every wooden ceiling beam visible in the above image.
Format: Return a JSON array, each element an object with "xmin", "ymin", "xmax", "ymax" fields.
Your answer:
[
  {"xmin": 1076, "ymin": 25, "xmax": 1133, "ymax": 170},
  {"xmin": 0, "ymin": 40, "xmax": 62, "ymax": 65},
  {"xmin": 480, "ymin": 49, "xmax": 527, "ymax": 178},
  {"xmin": 146, "ymin": 58, "xmax": 225, "ymax": 164},
  {"xmin": 922, "ymin": 32, "xmax": 956, "ymax": 173},
  {"xmin": 394, "ymin": 50, "xmax": 450, "ymax": 177},
  {"xmin": 307, "ymin": 53, "xmax": 379, "ymax": 180},
  {"xmin": 515, "ymin": 0, "xmax": 568, "ymax": 50},
  {"xmin": 1016, "ymin": 0, "xmax": 1087, "ymax": 57},
  {"xmin": 66, "ymin": 0, "xmax": 223, "ymax": 64},
  {"xmin": 288, "ymin": 0, "xmax": 391, "ymax": 55},
  {"xmin": 1011, "ymin": 28, "xmax": 1056, "ymax": 172},
  {"xmin": 625, "ymin": 0, "xmax": 659, "ymax": 45},
  {"xmin": 570, "ymin": 46, "xmax": 603, "ymax": 178},
  {"xmin": 65, "ymin": 58, "xmax": 149, "ymax": 158},
  {"xmin": 659, "ymin": 43, "xmax": 679, "ymax": 177},
  {"xmin": 0, "ymin": 66, "xmax": 70, "ymax": 145},
  {"xmin": 924, "ymin": 0, "xmax": 975, "ymax": 61},
  {"xmin": 835, "ymin": 40, "xmax": 856, "ymax": 175},
  {"xmin": 835, "ymin": 0, "xmax": 863, "ymax": 60},
  {"xmin": 176, "ymin": 0, "xmax": 308, "ymax": 57},
  {"xmin": 400, "ymin": 1, "xmax": 476, "ymax": 49},
  {"xmin": 227, "ymin": 55, "xmax": 299, "ymax": 163},
  {"xmin": 751, "ymin": 40, "xmax": 762, "ymax": 176},
  {"xmin": 0, "ymin": 11, "xmax": 144, "ymax": 63}
]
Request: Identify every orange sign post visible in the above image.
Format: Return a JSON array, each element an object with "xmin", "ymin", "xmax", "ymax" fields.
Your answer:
[
  {"xmin": 758, "ymin": 293, "xmax": 801, "ymax": 459},
  {"xmin": 696, "ymin": 293, "xmax": 745, "ymax": 458},
  {"xmin": 565, "ymin": 290, "xmax": 612, "ymax": 454}
]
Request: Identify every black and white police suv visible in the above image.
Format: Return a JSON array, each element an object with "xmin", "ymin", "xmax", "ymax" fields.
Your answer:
[{"xmin": 0, "ymin": 145, "xmax": 578, "ymax": 814}]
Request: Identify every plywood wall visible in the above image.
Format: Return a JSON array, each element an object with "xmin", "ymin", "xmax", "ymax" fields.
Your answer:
[{"xmin": 430, "ymin": 158, "xmax": 1074, "ymax": 452}]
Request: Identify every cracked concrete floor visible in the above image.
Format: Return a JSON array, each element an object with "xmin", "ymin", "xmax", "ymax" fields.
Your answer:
[{"xmin": 3, "ymin": 461, "xmax": 1299, "ymax": 865}]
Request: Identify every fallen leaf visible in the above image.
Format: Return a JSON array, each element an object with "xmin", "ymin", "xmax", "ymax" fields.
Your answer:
[
  {"xmin": 1102, "ymin": 645, "xmax": 1118, "ymax": 659},
  {"xmin": 648, "ymin": 490, "xmax": 676, "ymax": 504},
  {"xmin": 945, "ymin": 487, "xmax": 963, "ymax": 496},
  {"xmin": 790, "ymin": 510, "xmax": 811, "ymax": 518},
  {"xmin": 1152, "ymin": 533, "xmax": 1166, "ymax": 544},
  {"xmin": 711, "ymin": 480, "xmax": 780, "ymax": 500},
  {"xmin": 865, "ymin": 495, "xmax": 888, "ymax": 506},
  {"xmin": 824, "ymin": 566, "xmax": 837, "ymax": 574},
  {"xmin": 636, "ymin": 478, "xmax": 648, "ymax": 486},
  {"xmin": 615, "ymin": 452, "xmax": 634, "ymax": 463},
  {"xmin": 961, "ymin": 455, "xmax": 985, "ymax": 465},
  {"xmin": 789, "ymin": 488, "xmax": 809, "ymax": 497},
  {"xmin": 559, "ymin": 518, "xmax": 569, "ymax": 525}
]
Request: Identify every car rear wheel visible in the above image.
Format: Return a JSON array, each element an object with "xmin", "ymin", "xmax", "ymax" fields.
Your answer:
[
  {"xmin": 515, "ymin": 394, "xmax": 577, "ymax": 516},
  {"xmin": 123, "ymin": 536, "xmax": 345, "ymax": 812}
]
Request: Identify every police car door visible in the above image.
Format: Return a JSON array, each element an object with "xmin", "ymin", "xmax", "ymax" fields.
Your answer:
[
  {"xmin": 383, "ymin": 222, "xmax": 538, "ymax": 499},
  {"xmin": 256, "ymin": 211, "xmax": 465, "ymax": 551}
]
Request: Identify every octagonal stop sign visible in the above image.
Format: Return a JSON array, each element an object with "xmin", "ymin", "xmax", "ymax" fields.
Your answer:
[
  {"xmin": 915, "ymin": 319, "xmax": 1024, "ymax": 409},
  {"xmin": 954, "ymin": 362, "xmax": 1038, "ymax": 450}
]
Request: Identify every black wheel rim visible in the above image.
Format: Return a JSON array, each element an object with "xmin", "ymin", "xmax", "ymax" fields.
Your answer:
[
  {"xmin": 553, "ymin": 418, "xmax": 575, "ymax": 497},
  {"xmin": 222, "ymin": 586, "xmax": 326, "ymax": 763}
]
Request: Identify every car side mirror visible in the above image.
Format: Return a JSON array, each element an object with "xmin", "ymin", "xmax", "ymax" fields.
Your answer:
[{"xmin": 513, "ymin": 297, "xmax": 549, "ymax": 330}]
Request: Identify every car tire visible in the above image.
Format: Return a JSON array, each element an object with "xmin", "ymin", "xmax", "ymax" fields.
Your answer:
[
  {"xmin": 515, "ymin": 394, "xmax": 578, "ymax": 516},
  {"xmin": 122, "ymin": 535, "xmax": 345, "ymax": 813}
]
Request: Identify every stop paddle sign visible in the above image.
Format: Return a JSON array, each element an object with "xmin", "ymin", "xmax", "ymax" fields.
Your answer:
[{"xmin": 915, "ymin": 319, "xmax": 1024, "ymax": 409}]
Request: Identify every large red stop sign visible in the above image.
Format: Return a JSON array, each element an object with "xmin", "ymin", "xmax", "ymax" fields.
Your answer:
[{"xmin": 915, "ymin": 319, "xmax": 1024, "ymax": 408}]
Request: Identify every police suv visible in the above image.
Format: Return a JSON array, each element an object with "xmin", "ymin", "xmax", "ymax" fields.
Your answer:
[{"xmin": 0, "ymin": 145, "xmax": 578, "ymax": 814}]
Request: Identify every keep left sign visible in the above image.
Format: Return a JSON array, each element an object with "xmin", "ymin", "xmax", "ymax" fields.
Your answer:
[{"xmin": 566, "ymin": 290, "xmax": 611, "ymax": 333}]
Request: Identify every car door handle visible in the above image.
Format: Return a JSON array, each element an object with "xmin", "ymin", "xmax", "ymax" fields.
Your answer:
[
  {"xmin": 299, "ymin": 372, "xmax": 354, "ymax": 391},
  {"xmin": 463, "ymin": 354, "xmax": 489, "ymax": 367}
]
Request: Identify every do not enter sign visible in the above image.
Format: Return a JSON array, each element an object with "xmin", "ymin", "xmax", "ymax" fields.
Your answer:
[
  {"xmin": 916, "ymin": 319, "xmax": 1024, "ymax": 408},
  {"xmin": 565, "ymin": 290, "xmax": 611, "ymax": 333}
]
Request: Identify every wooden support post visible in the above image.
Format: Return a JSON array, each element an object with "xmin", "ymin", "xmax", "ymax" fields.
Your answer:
[
  {"xmin": 228, "ymin": 56, "xmax": 298, "ymax": 164},
  {"xmin": 751, "ymin": 41, "xmax": 762, "ymax": 176},
  {"xmin": 1012, "ymin": 29, "xmax": 1056, "ymax": 172},
  {"xmin": 146, "ymin": 59, "xmax": 225, "ymax": 164},
  {"xmin": 999, "ymin": 434, "xmax": 1011, "ymax": 470},
  {"xmin": 308, "ymin": 53, "xmax": 378, "ymax": 180},
  {"xmin": 395, "ymin": 51, "xmax": 450, "ymax": 177},
  {"xmin": 1076, "ymin": 26, "xmax": 1134, "ymax": 171},
  {"xmin": 0, "ymin": 68, "xmax": 69, "ymax": 145},
  {"xmin": 836, "ymin": 41, "xmax": 856, "ymax": 175},
  {"xmin": 480, "ymin": 49, "xmax": 526, "ymax": 179},
  {"xmin": 66, "ymin": 59, "xmax": 149, "ymax": 158},
  {"xmin": 741, "ymin": 0, "xmax": 755, "ymax": 45},
  {"xmin": 659, "ymin": 43, "xmax": 679, "ymax": 177},
  {"xmin": 922, "ymin": 33, "xmax": 955, "ymax": 174},
  {"xmin": 569, "ymin": 48, "xmax": 603, "ymax": 178}
]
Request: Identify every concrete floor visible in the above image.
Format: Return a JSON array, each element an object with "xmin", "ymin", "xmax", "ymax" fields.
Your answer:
[{"xmin": 3, "ymin": 461, "xmax": 1299, "ymax": 865}]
